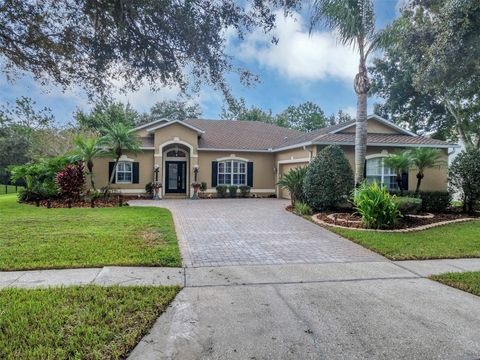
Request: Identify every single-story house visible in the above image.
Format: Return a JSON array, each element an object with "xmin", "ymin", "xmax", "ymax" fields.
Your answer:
[{"xmin": 91, "ymin": 114, "xmax": 456, "ymax": 198}]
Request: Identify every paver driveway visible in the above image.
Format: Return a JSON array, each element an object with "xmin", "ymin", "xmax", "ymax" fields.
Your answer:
[{"xmin": 131, "ymin": 198, "xmax": 382, "ymax": 267}]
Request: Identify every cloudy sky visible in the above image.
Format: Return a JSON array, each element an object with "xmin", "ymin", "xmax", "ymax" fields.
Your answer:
[{"xmin": 0, "ymin": 1, "xmax": 402, "ymax": 125}]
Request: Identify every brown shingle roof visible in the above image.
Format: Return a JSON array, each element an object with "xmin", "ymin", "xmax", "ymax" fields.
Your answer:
[
  {"xmin": 314, "ymin": 132, "xmax": 452, "ymax": 147},
  {"xmin": 184, "ymin": 119, "xmax": 303, "ymax": 150}
]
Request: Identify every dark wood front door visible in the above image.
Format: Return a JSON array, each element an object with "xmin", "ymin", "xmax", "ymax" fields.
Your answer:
[{"xmin": 165, "ymin": 161, "xmax": 187, "ymax": 193}]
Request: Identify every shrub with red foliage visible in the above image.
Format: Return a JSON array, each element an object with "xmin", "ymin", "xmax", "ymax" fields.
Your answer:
[{"xmin": 56, "ymin": 163, "xmax": 85, "ymax": 200}]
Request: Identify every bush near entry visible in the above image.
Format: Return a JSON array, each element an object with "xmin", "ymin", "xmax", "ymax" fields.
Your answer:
[{"xmin": 303, "ymin": 145, "xmax": 353, "ymax": 210}]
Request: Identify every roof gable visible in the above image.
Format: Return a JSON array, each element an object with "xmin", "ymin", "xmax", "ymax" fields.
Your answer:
[
  {"xmin": 329, "ymin": 115, "xmax": 417, "ymax": 137},
  {"xmin": 146, "ymin": 119, "xmax": 205, "ymax": 134}
]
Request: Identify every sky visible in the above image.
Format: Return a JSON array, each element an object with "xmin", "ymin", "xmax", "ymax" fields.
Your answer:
[{"xmin": 0, "ymin": 0, "xmax": 403, "ymax": 125}]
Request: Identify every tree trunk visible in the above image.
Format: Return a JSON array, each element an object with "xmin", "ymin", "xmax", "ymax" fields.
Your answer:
[
  {"xmin": 354, "ymin": 56, "xmax": 370, "ymax": 187},
  {"xmin": 354, "ymin": 92, "xmax": 368, "ymax": 186},
  {"xmin": 396, "ymin": 173, "xmax": 403, "ymax": 196},
  {"xmin": 105, "ymin": 156, "xmax": 120, "ymax": 197},
  {"xmin": 415, "ymin": 173, "xmax": 423, "ymax": 194},
  {"xmin": 87, "ymin": 160, "xmax": 96, "ymax": 191}
]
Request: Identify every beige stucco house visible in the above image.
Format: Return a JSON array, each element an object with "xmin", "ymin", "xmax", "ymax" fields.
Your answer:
[{"xmin": 91, "ymin": 115, "xmax": 455, "ymax": 199}]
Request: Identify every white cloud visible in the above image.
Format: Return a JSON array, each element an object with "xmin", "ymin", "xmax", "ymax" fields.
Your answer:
[
  {"xmin": 342, "ymin": 106, "xmax": 357, "ymax": 117},
  {"xmin": 235, "ymin": 11, "xmax": 358, "ymax": 83}
]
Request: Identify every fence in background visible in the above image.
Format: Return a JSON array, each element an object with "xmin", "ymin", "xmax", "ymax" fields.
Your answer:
[{"xmin": 1, "ymin": 174, "xmax": 24, "ymax": 195}]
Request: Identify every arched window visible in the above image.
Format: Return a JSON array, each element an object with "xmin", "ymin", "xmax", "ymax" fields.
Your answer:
[
  {"xmin": 218, "ymin": 160, "xmax": 247, "ymax": 185},
  {"xmin": 366, "ymin": 156, "xmax": 397, "ymax": 190},
  {"xmin": 166, "ymin": 149, "xmax": 186, "ymax": 157}
]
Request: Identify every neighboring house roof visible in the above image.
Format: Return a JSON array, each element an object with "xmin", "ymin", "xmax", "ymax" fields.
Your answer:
[{"xmin": 135, "ymin": 115, "xmax": 456, "ymax": 151}]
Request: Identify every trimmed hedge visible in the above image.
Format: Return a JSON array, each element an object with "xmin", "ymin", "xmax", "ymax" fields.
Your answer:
[
  {"xmin": 393, "ymin": 196, "xmax": 422, "ymax": 215},
  {"xmin": 390, "ymin": 190, "xmax": 451, "ymax": 213}
]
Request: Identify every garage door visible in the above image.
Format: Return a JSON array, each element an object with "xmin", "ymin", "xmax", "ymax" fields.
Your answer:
[{"xmin": 278, "ymin": 162, "xmax": 308, "ymax": 199}]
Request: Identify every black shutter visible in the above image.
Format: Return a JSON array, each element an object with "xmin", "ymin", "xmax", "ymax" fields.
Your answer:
[
  {"xmin": 363, "ymin": 160, "xmax": 367, "ymax": 179},
  {"xmin": 108, "ymin": 162, "xmax": 116, "ymax": 184},
  {"xmin": 401, "ymin": 171, "xmax": 409, "ymax": 191},
  {"xmin": 211, "ymin": 161, "xmax": 218, "ymax": 187},
  {"xmin": 133, "ymin": 162, "xmax": 140, "ymax": 184},
  {"xmin": 247, "ymin": 161, "xmax": 254, "ymax": 187}
]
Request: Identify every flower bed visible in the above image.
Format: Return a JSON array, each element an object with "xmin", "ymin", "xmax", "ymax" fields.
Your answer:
[
  {"xmin": 25, "ymin": 195, "xmax": 150, "ymax": 208},
  {"xmin": 312, "ymin": 211, "xmax": 476, "ymax": 232}
]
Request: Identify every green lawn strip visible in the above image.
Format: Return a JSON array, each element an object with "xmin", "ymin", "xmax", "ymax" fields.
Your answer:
[
  {"xmin": 430, "ymin": 272, "xmax": 480, "ymax": 297},
  {"xmin": 0, "ymin": 195, "xmax": 181, "ymax": 270},
  {"xmin": 328, "ymin": 220, "xmax": 480, "ymax": 260},
  {"xmin": 0, "ymin": 285, "xmax": 179, "ymax": 359}
]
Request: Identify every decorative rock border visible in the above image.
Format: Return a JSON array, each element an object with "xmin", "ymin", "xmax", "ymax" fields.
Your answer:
[
  {"xmin": 405, "ymin": 212, "xmax": 434, "ymax": 219},
  {"xmin": 311, "ymin": 214, "xmax": 476, "ymax": 233}
]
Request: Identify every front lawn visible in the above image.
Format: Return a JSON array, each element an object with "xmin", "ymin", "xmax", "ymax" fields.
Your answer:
[
  {"xmin": 330, "ymin": 220, "xmax": 480, "ymax": 260},
  {"xmin": 0, "ymin": 285, "xmax": 179, "ymax": 359},
  {"xmin": 431, "ymin": 272, "xmax": 480, "ymax": 297},
  {"xmin": 0, "ymin": 195, "xmax": 181, "ymax": 270}
]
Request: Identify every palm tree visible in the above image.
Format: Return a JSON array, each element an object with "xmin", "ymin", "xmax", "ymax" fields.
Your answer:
[
  {"xmin": 71, "ymin": 136, "xmax": 104, "ymax": 191},
  {"xmin": 409, "ymin": 148, "xmax": 443, "ymax": 194},
  {"xmin": 310, "ymin": 0, "xmax": 382, "ymax": 186},
  {"xmin": 100, "ymin": 123, "xmax": 141, "ymax": 192},
  {"xmin": 384, "ymin": 152, "xmax": 411, "ymax": 196},
  {"xmin": 277, "ymin": 167, "xmax": 308, "ymax": 206}
]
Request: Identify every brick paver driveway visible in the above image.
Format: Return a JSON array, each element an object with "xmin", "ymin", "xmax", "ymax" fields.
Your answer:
[{"xmin": 131, "ymin": 199, "xmax": 383, "ymax": 267}]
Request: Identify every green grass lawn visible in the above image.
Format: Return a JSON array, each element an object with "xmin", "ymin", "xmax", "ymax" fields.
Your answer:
[
  {"xmin": 0, "ymin": 194, "xmax": 181, "ymax": 270},
  {"xmin": 0, "ymin": 285, "xmax": 179, "ymax": 359},
  {"xmin": 0, "ymin": 185, "xmax": 23, "ymax": 195},
  {"xmin": 431, "ymin": 272, "xmax": 480, "ymax": 297},
  {"xmin": 329, "ymin": 220, "xmax": 480, "ymax": 260}
]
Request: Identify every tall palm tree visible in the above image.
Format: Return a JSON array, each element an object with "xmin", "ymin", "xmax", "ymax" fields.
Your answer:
[
  {"xmin": 409, "ymin": 148, "xmax": 443, "ymax": 194},
  {"xmin": 100, "ymin": 123, "xmax": 141, "ymax": 192},
  {"xmin": 384, "ymin": 152, "xmax": 411, "ymax": 196},
  {"xmin": 310, "ymin": 0, "xmax": 381, "ymax": 186},
  {"xmin": 277, "ymin": 167, "xmax": 308, "ymax": 206},
  {"xmin": 71, "ymin": 136, "xmax": 104, "ymax": 191}
]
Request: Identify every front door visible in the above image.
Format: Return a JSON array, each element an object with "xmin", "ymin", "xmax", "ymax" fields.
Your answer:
[{"xmin": 165, "ymin": 161, "xmax": 187, "ymax": 193}]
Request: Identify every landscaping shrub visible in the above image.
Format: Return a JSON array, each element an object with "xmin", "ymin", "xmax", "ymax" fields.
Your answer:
[
  {"xmin": 228, "ymin": 185, "xmax": 238, "ymax": 198},
  {"xmin": 200, "ymin": 182, "xmax": 208, "ymax": 193},
  {"xmin": 294, "ymin": 201, "xmax": 312, "ymax": 216},
  {"xmin": 238, "ymin": 185, "xmax": 251, "ymax": 198},
  {"xmin": 10, "ymin": 156, "xmax": 71, "ymax": 201},
  {"xmin": 303, "ymin": 145, "xmax": 353, "ymax": 210},
  {"xmin": 145, "ymin": 182, "xmax": 154, "ymax": 196},
  {"xmin": 56, "ymin": 163, "xmax": 85, "ymax": 200},
  {"xmin": 393, "ymin": 196, "xmax": 422, "ymax": 215},
  {"xmin": 353, "ymin": 181, "xmax": 401, "ymax": 229},
  {"xmin": 418, "ymin": 191, "xmax": 451, "ymax": 213},
  {"xmin": 389, "ymin": 190, "xmax": 451, "ymax": 213},
  {"xmin": 277, "ymin": 166, "xmax": 307, "ymax": 206},
  {"xmin": 449, "ymin": 148, "xmax": 480, "ymax": 214},
  {"xmin": 215, "ymin": 185, "xmax": 228, "ymax": 198}
]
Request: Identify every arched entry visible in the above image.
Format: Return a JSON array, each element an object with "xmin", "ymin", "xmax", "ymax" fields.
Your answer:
[{"xmin": 162, "ymin": 144, "xmax": 189, "ymax": 194}]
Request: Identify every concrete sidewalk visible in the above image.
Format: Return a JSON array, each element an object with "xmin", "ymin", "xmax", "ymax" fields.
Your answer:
[{"xmin": 2, "ymin": 258, "xmax": 480, "ymax": 289}]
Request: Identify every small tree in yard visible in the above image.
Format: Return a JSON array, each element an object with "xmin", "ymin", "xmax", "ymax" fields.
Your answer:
[
  {"xmin": 100, "ymin": 123, "xmax": 141, "ymax": 194},
  {"xmin": 449, "ymin": 148, "xmax": 480, "ymax": 214},
  {"xmin": 277, "ymin": 166, "xmax": 308, "ymax": 207},
  {"xmin": 409, "ymin": 148, "xmax": 444, "ymax": 194},
  {"xmin": 384, "ymin": 152, "xmax": 411, "ymax": 196},
  {"xmin": 56, "ymin": 163, "xmax": 85, "ymax": 201},
  {"xmin": 304, "ymin": 145, "xmax": 354, "ymax": 210}
]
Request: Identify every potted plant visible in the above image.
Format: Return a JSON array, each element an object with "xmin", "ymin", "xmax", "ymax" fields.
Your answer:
[
  {"xmin": 191, "ymin": 181, "xmax": 201, "ymax": 199},
  {"xmin": 152, "ymin": 181, "xmax": 162, "ymax": 200}
]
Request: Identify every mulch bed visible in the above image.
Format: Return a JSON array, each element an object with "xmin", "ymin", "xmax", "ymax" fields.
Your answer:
[
  {"xmin": 25, "ymin": 195, "xmax": 150, "ymax": 208},
  {"xmin": 314, "ymin": 211, "xmax": 476, "ymax": 229}
]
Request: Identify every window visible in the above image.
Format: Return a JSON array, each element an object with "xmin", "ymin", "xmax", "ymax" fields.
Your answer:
[
  {"xmin": 116, "ymin": 161, "xmax": 132, "ymax": 183},
  {"xmin": 366, "ymin": 157, "xmax": 397, "ymax": 190},
  {"xmin": 166, "ymin": 150, "xmax": 186, "ymax": 157},
  {"xmin": 218, "ymin": 160, "xmax": 247, "ymax": 185}
]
